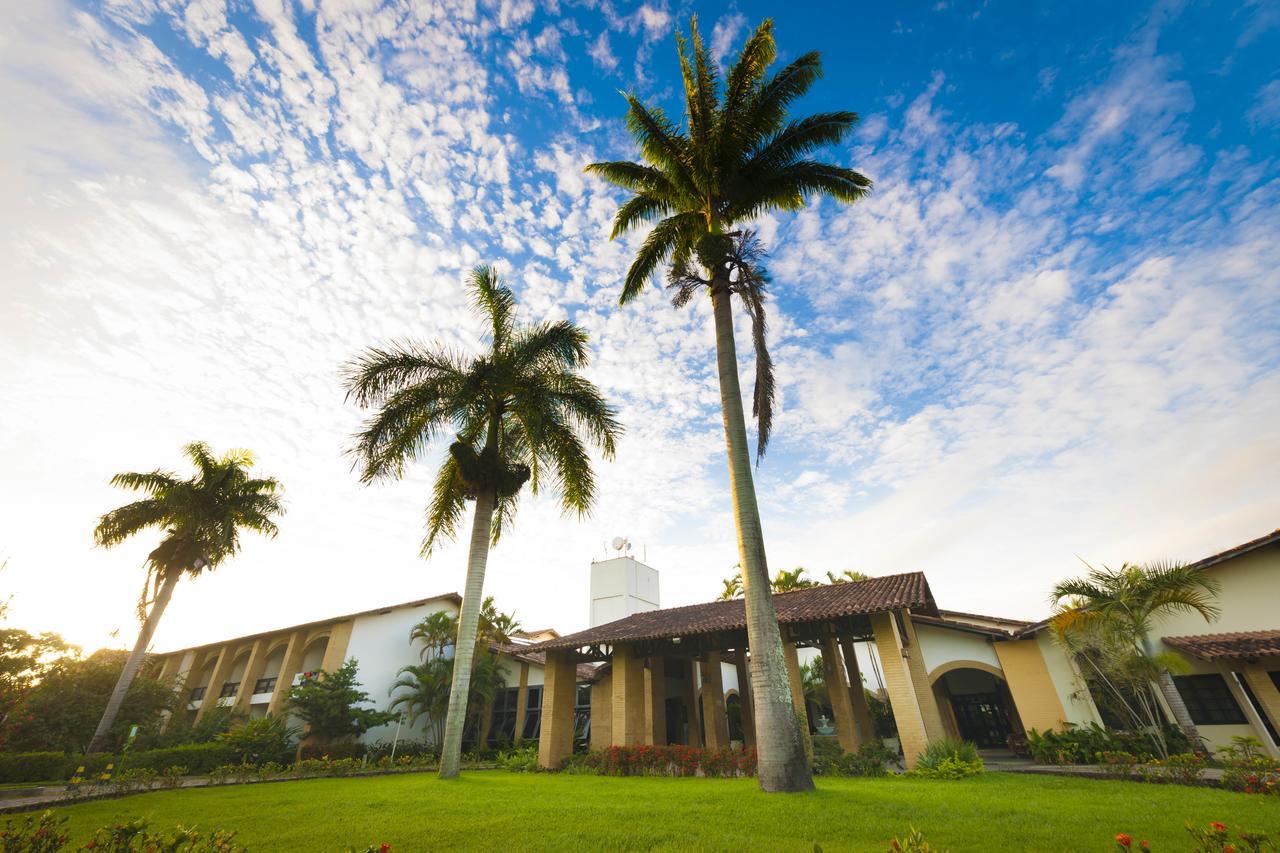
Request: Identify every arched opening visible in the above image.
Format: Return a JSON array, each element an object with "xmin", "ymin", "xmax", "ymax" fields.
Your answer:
[
  {"xmin": 932, "ymin": 666, "xmax": 1020, "ymax": 749},
  {"xmin": 300, "ymin": 636, "xmax": 329, "ymax": 675},
  {"xmin": 189, "ymin": 656, "xmax": 218, "ymax": 704},
  {"xmin": 221, "ymin": 650, "xmax": 252, "ymax": 701},
  {"xmin": 253, "ymin": 644, "xmax": 288, "ymax": 697}
]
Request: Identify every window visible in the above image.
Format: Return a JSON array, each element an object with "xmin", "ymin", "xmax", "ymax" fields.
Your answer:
[
  {"xmin": 1173, "ymin": 674, "xmax": 1247, "ymax": 725},
  {"xmin": 189, "ymin": 686, "xmax": 207, "ymax": 701},
  {"xmin": 219, "ymin": 681, "xmax": 240, "ymax": 699},
  {"xmin": 1270, "ymin": 671, "xmax": 1280, "ymax": 695},
  {"xmin": 253, "ymin": 677, "xmax": 277, "ymax": 695},
  {"xmin": 521, "ymin": 686, "xmax": 543, "ymax": 740},
  {"xmin": 488, "ymin": 687, "xmax": 520, "ymax": 744}
]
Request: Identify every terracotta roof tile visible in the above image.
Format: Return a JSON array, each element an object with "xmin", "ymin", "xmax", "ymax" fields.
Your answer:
[
  {"xmin": 1164, "ymin": 630, "xmax": 1280, "ymax": 660},
  {"xmin": 524, "ymin": 572, "xmax": 936, "ymax": 652}
]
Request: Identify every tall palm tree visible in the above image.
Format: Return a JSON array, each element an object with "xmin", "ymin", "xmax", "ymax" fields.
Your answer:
[
  {"xmin": 1050, "ymin": 561, "xmax": 1221, "ymax": 754},
  {"xmin": 588, "ymin": 17, "xmax": 870, "ymax": 792},
  {"xmin": 344, "ymin": 265, "xmax": 621, "ymax": 779},
  {"xmin": 88, "ymin": 442, "xmax": 283, "ymax": 753}
]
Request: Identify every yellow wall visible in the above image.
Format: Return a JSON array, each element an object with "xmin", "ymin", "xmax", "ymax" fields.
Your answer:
[{"xmin": 993, "ymin": 639, "xmax": 1068, "ymax": 733}]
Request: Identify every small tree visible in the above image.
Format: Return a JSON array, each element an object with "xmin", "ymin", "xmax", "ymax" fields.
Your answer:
[{"xmin": 286, "ymin": 659, "xmax": 394, "ymax": 746}]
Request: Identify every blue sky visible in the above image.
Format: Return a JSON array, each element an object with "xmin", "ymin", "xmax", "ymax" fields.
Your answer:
[{"xmin": 1, "ymin": 0, "xmax": 1277, "ymax": 653}]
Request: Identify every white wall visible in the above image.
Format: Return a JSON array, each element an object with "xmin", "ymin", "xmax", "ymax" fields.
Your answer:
[
  {"xmin": 345, "ymin": 598, "xmax": 460, "ymax": 744},
  {"xmin": 590, "ymin": 557, "xmax": 659, "ymax": 627},
  {"xmin": 915, "ymin": 624, "xmax": 1002, "ymax": 676}
]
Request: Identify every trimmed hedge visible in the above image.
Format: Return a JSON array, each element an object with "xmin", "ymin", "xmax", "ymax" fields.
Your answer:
[{"xmin": 0, "ymin": 743, "xmax": 239, "ymax": 783}]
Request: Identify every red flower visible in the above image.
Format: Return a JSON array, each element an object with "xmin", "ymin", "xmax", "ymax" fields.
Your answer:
[
  {"xmin": 1139, "ymin": 842, "xmax": 1149, "ymax": 851},
  {"xmin": 1223, "ymin": 846, "xmax": 1236, "ymax": 853},
  {"xmin": 378, "ymin": 844, "xmax": 391, "ymax": 852},
  {"xmin": 1211, "ymin": 822, "xmax": 1227, "ymax": 832},
  {"xmin": 1115, "ymin": 833, "xmax": 1132, "ymax": 848}
]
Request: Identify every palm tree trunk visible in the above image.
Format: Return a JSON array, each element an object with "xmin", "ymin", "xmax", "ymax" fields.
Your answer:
[
  {"xmin": 711, "ymin": 287, "xmax": 813, "ymax": 793},
  {"xmin": 86, "ymin": 570, "xmax": 179, "ymax": 754},
  {"xmin": 438, "ymin": 488, "xmax": 496, "ymax": 779}
]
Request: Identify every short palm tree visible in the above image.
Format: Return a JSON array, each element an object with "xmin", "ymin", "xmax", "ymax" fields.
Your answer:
[
  {"xmin": 1050, "ymin": 561, "xmax": 1221, "ymax": 755},
  {"xmin": 88, "ymin": 442, "xmax": 283, "ymax": 753},
  {"xmin": 588, "ymin": 17, "xmax": 870, "ymax": 792},
  {"xmin": 771, "ymin": 567, "xmax": 817, "ymax": 593},
  {"xmin": 344, "ymin": 265, "xmax": 621, "ymax": 778}
]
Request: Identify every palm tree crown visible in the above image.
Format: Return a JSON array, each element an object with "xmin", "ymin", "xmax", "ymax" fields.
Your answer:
[
  {"xmin": 343, "ymin": 265, "xmax": 622, "ymax": 551},
  {"xmin": 344, "ymin": 264, "xmax": 620, "ymax": 779},
  {"xmin": 1050, "ymin": 561, "xmax": 1221, "ymax": 641},
  {"xmin": 587, "ymin": 17, "xmax": 871, "ymax": 459},
  {"xmin": 95, "ymin": 441, "xmax": 284, "ymax": 605}
]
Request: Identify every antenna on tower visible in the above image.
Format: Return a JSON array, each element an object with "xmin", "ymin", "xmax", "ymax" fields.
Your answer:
[{"xmin": 610, "ymin": 536, "xmax": 631, "ymax": 556}]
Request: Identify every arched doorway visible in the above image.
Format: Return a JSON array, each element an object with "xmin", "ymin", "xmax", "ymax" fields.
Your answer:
[{"xmin": 933, "ymin": 666, "xmax": 1019, "ymax": 749}]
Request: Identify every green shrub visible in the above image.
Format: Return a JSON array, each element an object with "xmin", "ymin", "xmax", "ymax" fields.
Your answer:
[
  {"xmin": 498, "ymin": 745, "xmax": 540, "ymax": 773},
  {"xmin": 0, "ymin": 810, "xmax": 71, "ymax": 852},
  {"xmin": 217, "ymin": 715, "xmax": 296, "ymax": 765},
  {"xmin": 912, "ymin": 739, "xmax": 983, "ymax": 779},
  {"xmin": 812, "ymin": 741, "xmax": 894, "ymax": 777},
  {"xmin": 122, "ymin": 742, "xmax": 239, "ymax": 775},
  {"xmin": 1096, "ymin": 750, "xmax": 1141, "ymax": 780}
]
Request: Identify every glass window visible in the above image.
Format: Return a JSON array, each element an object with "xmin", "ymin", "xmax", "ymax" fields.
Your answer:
[
  {"xmin": 1269, "ymin": 671, "xmax": 1280, "ymax": 694},
  {"xmin": 487, "ymin": 687, "xmax": 520, "ymax": 745},
  {"xmin": 521, "ymin": 686, "xmax": 543, "ymax": 740},
  {"xmin": 573, "ymin": 681, "xmax": 592, "ymax": 750},
  {"xmin": 1173, "ymin": 674, "xmax": 1247, "ymax": 725}
]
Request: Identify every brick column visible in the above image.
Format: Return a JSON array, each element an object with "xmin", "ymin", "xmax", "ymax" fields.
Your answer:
[
  {"xmin": 590, "ymin": 674, "xmax": 612, "ymax": 750},
  {"xmin": 611, "ymin": 643, "xmax": 646, "ymax": 746},
  {"xmin": 822, "ymin": 636, "xmax": 862, "ymax": 752},
  {"xmin": 871, "ymin": 611, "xmax": 943, "ymax": 769},
  {"xmin": 514, "ymin": 662, "xmax": 530, "ymax": 744},
  {"xmin": 898, "ymin": 612, "xmax": 948, "ymax": 740},
  {"xmin": 537, "ymin": 650, "xmax": 577, "ymax": 769},
  {"xmin": 841, "ymin": 638, "xmax": 875, "ymax": 741},
  {"xmin": 644, "ymin": 656, "xmax": 667, "ymax": 745},
  {"xmin": 267, "ymin": 630, "xmax": 308, "ymax": 715},
  {"xmin": 733, "ymin": 652, "xmax": 756, "ymax": 749},
  {"xmin": 194, "ymin": 646, "xmax": 232, "ymax": 724},
  {"xmin": 232, "ymin": 639, "xmax": 269, "ymax": 715},
  {"xmin": 699, "ymin": 653, "xmax": 730, "ymax": 749}
]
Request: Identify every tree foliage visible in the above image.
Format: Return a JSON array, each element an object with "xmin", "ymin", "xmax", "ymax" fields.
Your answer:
[
  {"xmin": 4, "ymin": 650, "xmax": 176, "ymax": 753},
  {"xmin": 588, "ymin": 16, "xmax": 871, "ymax": 460},
  {"xmin": 343, "ymin": 265, "xmax": 621, "ymax": 555},
  {"xmin": 286, "ymin": 659, "xmax": 394, "ymax": 742}
]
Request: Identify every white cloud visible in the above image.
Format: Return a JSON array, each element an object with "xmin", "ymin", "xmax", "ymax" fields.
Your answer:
[
  {"xmin": 710, "ymin": 12, "xmax": 745, "ymax": 63},
  {"xmin": 587, "ymin": 30, "xmax": 618, "ymax": 72}
]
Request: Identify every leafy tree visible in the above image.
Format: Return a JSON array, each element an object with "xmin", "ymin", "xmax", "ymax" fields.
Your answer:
[
  {"xmin": 88, "ymin": 442, "xmax": 284, "ymax": 753},
  {"xmin": 344, "ymin": 265, "xmax": 620, "ymax": 778},
  {"xmin": 286, "ymin": 659, "xmax": 394, "ymax": 743},
  {"xmin": 1050, "ymin": 561, "xmax": 1221, "ymax": 756},
  {"xmin": 825, "ymin": 570, "xmax": 870, "ymax": 584},
  {"xmin": 388, "ymin": 660, "xmax": 452, "ymax": 746},
  {"xmin": 217, "ymin": 715, "xmax": 297, "ymax": 764},
  {"xmin": 6, "ymin": 649, "xmax": 176, "ymax": 753},
  {"xmin": 717, "ymin": 565, "xmax": 826, "ymax": 599},
  {"xmin": 588, "ymin": 15, "xmax": 870, "ymax": 793},
  {"xmin": 0, "ymin": 594, "xmax": 77, "ymax": 749}
]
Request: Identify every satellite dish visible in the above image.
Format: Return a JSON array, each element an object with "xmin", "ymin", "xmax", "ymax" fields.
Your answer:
[{"xmin": 611, "ymin": 536, "xmax": 630, "ymax": 552}]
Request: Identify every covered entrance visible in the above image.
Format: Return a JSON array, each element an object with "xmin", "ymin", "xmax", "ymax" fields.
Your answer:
[{"xmin": 934, "ymin": 667, "xmax": 1018, "ymax": 749}]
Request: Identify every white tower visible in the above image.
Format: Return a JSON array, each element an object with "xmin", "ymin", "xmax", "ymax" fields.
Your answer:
[{"xmin": 589, "ymin": 546, "xmax": 659, "ymax": 627}]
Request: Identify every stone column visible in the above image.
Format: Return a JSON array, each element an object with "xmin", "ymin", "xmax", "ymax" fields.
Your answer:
[
  {"xmin": 193, "ymin": 646, "xmax": 232, "ymax": 724},
  {"xmin": 821, "ymin": 636, "xmax": 862, "ymax": 752},
  {"xmin": 319, "ymin": 621, "xmax": 354, "ymax": 671},
  {"xmin": 232, "ymin": 638, "xmax": 269, "ymax": 715},
  {"xmin": 699, "ymin": 653, "xmax": 729, "ymax": 749},
  {"xmin": 590, "ymin": 674, "xmax": 612, "ymax": 750},
  {"xmin": 514, "ymin": 662, "xmax": 530, "ymax": 744},
  {"xmin": 870, "ymin": 611, "xmax": 944, "ymax": 769},
  {"xmin": 644, "ymin": 656, "xmax": 667, "ymax": 745},
  {"xmin": 537, "ymin": 650, "xmax": 577, "ymax": 769},
  {"xmin": 733, "ymin": 652, "xmax": 756, "ymax": 749},
  {"xmin": 267, "ymin": 629, "xmax": 308, "ymax": 715},
  {"xmin": 782, "ymin": 642, "xmax": 810, "ymax": 731},
  {"xmin": 611, "ymin": 643, "xmax": 646, "ymax": 746},
  {"xmin": 840, "ymin": 637, "xmax": 875, "ymax": 741}
]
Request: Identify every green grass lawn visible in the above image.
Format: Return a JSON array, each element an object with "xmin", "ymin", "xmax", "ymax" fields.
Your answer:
[{"xmin": 36, "ymin": 771, "xmax": 1280, "ymax": 852}]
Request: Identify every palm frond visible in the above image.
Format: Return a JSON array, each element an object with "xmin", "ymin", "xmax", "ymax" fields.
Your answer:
[
  {"xmin": 467, "ymin": 265, "xmax": 515, "ymax": 347},
  {"xmin": 342, "ymin": 341, "xmax": 465, "ymax": 407},
  {"xmin": 620, "ymin": 212, "xmax": 703, "ymax": 303},
  {"xmin": 421, "ymin": 454, "xmax": 468, "ymax": 557}
]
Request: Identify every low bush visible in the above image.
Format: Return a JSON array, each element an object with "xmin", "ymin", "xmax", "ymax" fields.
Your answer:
[
  {"xmin": 1096, "ymin": 750, "xmax": 1142, "ymax": 781},
  {"xmin": 1182, "ymin": 820, "xmax": 1275, "ymax": 853},
  {"xmin": 217, "ymin": 715, "xmax": 296, "ymax": 766},
  {"xmin": 0, "ymin": 811, "xmax": 244, "ymax": 852},
  {"xmin": 888, "ymin": 827, "xmax": 941, "ymax": 852},
  {"xmin": 566, "ymin": 745, "xmax": 757, "ymax": 777},
  {"xmin": 812, "ymin": 741, "xmax": 895, "ymax": 777},
  {"xmin": 497, "ymin": 745, "xmax": 540, "ymax": 773},
  {"xmin": 1217, "ymin": 737, "xmax": 1280, "ymax": 796},
  {"xmin": 912, "ymin": 738, "xmax": 983, "ymax": 780},
  {"xmin": 1144, "ymin": 752, "xmax": 1207, "ymax": 786},
  {"xmin": 1026, "ymin": 721, "xmax": 1188, "ymax": 765}
]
